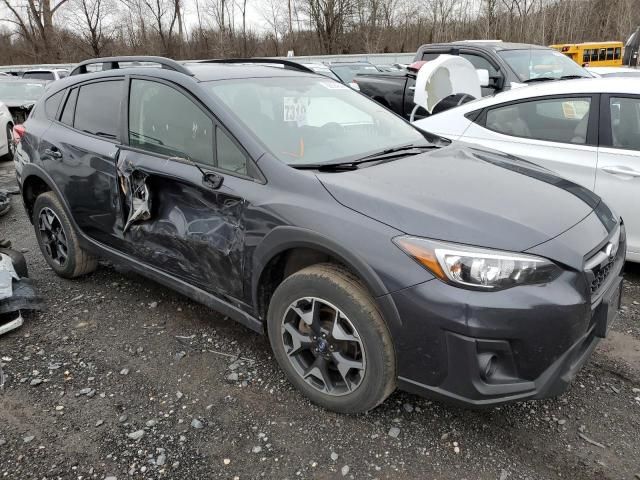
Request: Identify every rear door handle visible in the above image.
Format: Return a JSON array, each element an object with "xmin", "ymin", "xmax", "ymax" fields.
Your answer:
[
  {"xmin": 601, "ymin": 165, "xmax": 640, "ymax": 177},
  {"xmin": 44, "ymin": 148, "xmax": 62, "ymax": 159}
]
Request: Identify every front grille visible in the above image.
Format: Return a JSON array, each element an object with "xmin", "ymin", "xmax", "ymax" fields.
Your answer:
[
  {"xmin": 584, "ymin": 223, "xmax": 624, "ymax": 299},
  {"xmin": 590, "ymin": 258, "xmax": 615, "ymax": 294}
]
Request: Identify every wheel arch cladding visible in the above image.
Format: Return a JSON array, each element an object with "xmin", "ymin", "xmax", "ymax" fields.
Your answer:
[
  {"xmin": 21, "ymin": 173, "xmax": 52, "ymax": 220},
  {"xmin": 251, "ymin": 226, "xmax": 403, "ymax": 333}
]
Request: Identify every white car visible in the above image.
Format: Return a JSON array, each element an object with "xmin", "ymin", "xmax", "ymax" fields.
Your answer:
[
  {"xmin": 414, "ymin": 77, "xmax": 640, "ymax": 262},
  {"xmin": 587, "ymin": 67, "xmax": 640, "ymax": 78},
  {"xmin": 22, "ymin": 68, "xmax": 69, "ymax": 81},
  {"xmin": 0, "ymin": 101, "xmax": 15, "ymax": 162}
]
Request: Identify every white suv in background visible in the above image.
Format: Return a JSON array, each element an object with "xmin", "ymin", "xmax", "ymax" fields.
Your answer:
[
  {"xmin": 414, "ymin": 77, "xmax": 640, "ymax": 262},
  {"xmin": 22, "ymin": 69, "xmax": 69, "ymax": 81}
]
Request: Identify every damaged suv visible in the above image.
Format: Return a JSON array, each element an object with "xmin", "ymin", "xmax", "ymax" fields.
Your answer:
[{"xmin": 14, "ymin": 56, "xmax": 625, "ymax": 412}]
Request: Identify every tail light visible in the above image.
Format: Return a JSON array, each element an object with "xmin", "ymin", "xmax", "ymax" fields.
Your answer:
[{"xmin": 12, "ymin": 124, "xmax": 25, "ymax": 143}]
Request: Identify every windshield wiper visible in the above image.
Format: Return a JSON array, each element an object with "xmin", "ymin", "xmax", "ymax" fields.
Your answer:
[
  {"xmin": 523, "ymin": 76, "xmax": 557, "ymax": 83},
  {"xmin": 354, "ymin": 143, "xmax": 434, "ymax": 162},
  {"xmin": 293, "ymin": 144, "xmax": 435, "ymax": 171},
  {"xmin": 523, "ymin": 74, "xmax": 588, "ymax": 84}
]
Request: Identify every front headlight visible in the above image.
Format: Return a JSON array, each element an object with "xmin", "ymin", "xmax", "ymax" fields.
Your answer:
[{"xmin": 393, "ymin": 236, "xmax": 561, "ymax": 290}]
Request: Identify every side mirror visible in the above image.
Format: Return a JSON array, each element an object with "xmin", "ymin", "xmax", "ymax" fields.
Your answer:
[
  {"xmin": 489, "ymin": 74, "xmax": 505, "ymax": 90},
  {"xmin": 476, "ymin": 69, "xmax": 490, "ymax": 87}
]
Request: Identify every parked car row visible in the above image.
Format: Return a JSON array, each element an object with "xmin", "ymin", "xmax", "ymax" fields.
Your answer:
[{"xmin": 9, "ymin": 55, "xmax": 625, "ymax": 415}]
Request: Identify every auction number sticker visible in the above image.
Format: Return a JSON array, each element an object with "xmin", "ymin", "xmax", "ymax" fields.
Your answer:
[{"xmin": 284, "ymin": 97, "xmax": 310, "ymax": 123}]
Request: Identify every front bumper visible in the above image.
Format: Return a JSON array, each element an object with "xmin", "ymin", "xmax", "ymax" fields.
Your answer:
[{"xmin": 388, "ymin": 254, "xmax": 624, "ymax": 407}]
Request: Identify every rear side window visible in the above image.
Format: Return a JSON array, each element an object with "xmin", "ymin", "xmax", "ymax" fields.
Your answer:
[
  {"xmin": 60, "ymin": 88, "xmax": 78, "ymax": 126},
  {"xmin": 129, "ymin": 79, "xmax": 214, "ymax": 165},
  {"xmin": 23, "ymin": 71, "xmax": 54, "ymax": 81},
  {"xmin": 609, "ymin": 97, "xmax": 640, "ymax": 150},
  {"xmin": 485, "ymin": 97, "xmax": 591, "ymax": 144},
  {"xmin": 74, "ymin": 81, "xmax": 123, "ymax": 140},
  {"xmin": 44, "ymin": 91, "xmax": 64, "ymax": 119}
]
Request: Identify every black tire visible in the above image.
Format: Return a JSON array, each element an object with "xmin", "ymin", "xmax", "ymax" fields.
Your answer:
[
  {"xmin": 0, "ymin": 124, "xmax": 14, "ymax": 162},
  {"xmin": 32, "ymin": 191, "xmax": 98, "ymax": 278},
  {"xmin": 267, "ymin": 263, "xmax": 396, "ymax": 413}
]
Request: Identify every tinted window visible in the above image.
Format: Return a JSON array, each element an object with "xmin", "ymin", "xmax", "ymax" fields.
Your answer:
[
  {"xmin": 44, "ymin": 91, "xmax": 64, "ymax": 119},
  {"xmin": 216, "ymin": 128, "xmax": 247, "ymax": 174},
  {"xmin": 129, "ymin": 79, "xmax": 213, "ymax": 165},
  {"xmin": 610, "ymin": 97, "xmax": 640, "ymax": 150},
  {"xmin": 60, "ymin": 88, "xmax": 78, "ymax": 126},
  {"xmin": 485, "ymin": 97, "xmax": 591, "ymax": 144},
  {"xmin": 23, "ymin": 71, "xmax": 54, "ymax": 81},
  {"xmin": 74, "ymin": 81, "xmax": 123, "ymax": 139},
  {"xmin": 460, "ymin": 54, "xmax": 499, "ymax": 76}
]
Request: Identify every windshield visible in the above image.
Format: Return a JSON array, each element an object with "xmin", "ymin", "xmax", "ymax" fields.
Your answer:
[
  {"xmin": 0, "ymin": 81, "xmax": 46, "ymax": 101},
  {"xmin": 204, "ymin": 76, "xmax": 425, "ymax": 166},
  {"xmin": 499, "ymin": 49, "xmax": 590, "ymax": 82},
  {"xmin": 329, "ymin": 64, "xmax": 380, "ymax": 83}
]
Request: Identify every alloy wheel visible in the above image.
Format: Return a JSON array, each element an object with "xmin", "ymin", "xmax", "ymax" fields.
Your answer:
[
  {"xmin": 38, "ymin": 207, "xmax": 68, "ymax": 267},
  {"xmin": 281, "ymin": 297, "xmax": 366, "ymax": 396}
]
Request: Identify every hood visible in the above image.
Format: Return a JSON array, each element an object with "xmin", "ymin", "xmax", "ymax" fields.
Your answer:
[{"xmin": 318, "ymin": 143, "xmax": 601, "ymax": 252}]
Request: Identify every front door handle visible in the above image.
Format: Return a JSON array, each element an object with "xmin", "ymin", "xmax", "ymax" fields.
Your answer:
[
  {"xmin": 44, "ymin": 148, "xmax": 62, "ymax": 159},
  {"xmin": 601, "ymin": 165, "xmax": 640, "ymax": 177}
]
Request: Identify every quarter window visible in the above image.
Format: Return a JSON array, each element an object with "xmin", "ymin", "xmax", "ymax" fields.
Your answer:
[
  {"xmin": 609, "ymin": 97, "xmax": 640, "ymax": 150},
  {"xmin": 44, "ymin": 91, "xmax": 64, "ymax": 120},
  {"xmin": 74, "ymin": 81, "xmax": 123, "ymax": 140},
  {"xmin": 60, "ymin": 88, "xmax": 78, "ymax": 126},
  {"xmin": 129, "ymin": 79, "xmax": 214, "ymax": 166},
  {"xmin": 216, "ymin": 128, "xmax": 247, "ymax": 175},
  {"xmin": 485, "ymin": 97, "xmax": 591, "ymax": 144}
]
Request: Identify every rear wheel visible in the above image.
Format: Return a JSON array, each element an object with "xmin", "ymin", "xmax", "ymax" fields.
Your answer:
[
  {"xmin": 267, "ymin": 263, "xmax": 396, "ymax": 413},
  {"xmin": 32, "ymin": 192, "xmax": 98, "ymax": 278},
  {"xmin": 0, "ymin": 124, "xmax": 14, "ymax": 162}
]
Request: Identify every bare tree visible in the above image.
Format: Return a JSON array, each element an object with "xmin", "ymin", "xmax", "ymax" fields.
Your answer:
[
  {"xmin": 1, "ymin": 0, "xmax": 69, "ymax": 60},
  {"xmin": 67, "ymin": 0, "xmax": 111, "ymax": 55}
]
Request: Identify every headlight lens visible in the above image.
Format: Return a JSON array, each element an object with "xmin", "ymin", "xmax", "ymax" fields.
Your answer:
[{"xmin": 394, "ymin": 236, "xmax": 561, "ymax": 290}]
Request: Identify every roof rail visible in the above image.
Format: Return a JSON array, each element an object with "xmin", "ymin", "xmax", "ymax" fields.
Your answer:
[
  {"xmin": 70, "ymin": 56, "xmax": 194, "ymax": 76},
  {"xmin": 197, "ymin": 58, "xmax": 315, "ymax": 73}
]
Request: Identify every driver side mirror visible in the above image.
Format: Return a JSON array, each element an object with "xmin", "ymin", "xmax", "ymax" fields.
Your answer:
[
  {"xmin": 476, "ymin": 69, "xmax": 490, "ymax": 87},
  {"xmin": 489, "ymin": 74, "xmax": 505, "ymax": 90}
]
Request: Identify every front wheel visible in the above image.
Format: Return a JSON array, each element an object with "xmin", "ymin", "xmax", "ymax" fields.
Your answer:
[{"xmin": 267, "ymin": 264, "xmax": 396, "ymax": 413}]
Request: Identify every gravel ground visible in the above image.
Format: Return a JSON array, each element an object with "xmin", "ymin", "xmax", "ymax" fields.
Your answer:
[{"xmin": 1, "ymin": 161, "xmax": 639, "ymax": 480}]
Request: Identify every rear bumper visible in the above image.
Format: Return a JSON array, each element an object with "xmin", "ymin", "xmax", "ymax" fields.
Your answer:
[{"xmin": 389, "ymin": 267, "xmax": 624, "ymax": 407}]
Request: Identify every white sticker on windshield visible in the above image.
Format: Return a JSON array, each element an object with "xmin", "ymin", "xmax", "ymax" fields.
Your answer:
[
  {"xmin": 320, "ymin": 82, "xmax": 349, "ymax": 90},
  {"xmin": 283, "ymin": 97, "xmax": 310, "ymax": 123}
]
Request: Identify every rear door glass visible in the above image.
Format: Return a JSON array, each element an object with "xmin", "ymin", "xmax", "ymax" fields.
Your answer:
[{"xmin": 73, "ymin": 81, "xmax": 123, "ymax": 140}]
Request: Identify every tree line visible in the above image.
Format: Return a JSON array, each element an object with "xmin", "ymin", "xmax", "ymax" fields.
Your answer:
[{"xmin": 0, "ymin": 0, "xmax": 638, "ymax": 65}]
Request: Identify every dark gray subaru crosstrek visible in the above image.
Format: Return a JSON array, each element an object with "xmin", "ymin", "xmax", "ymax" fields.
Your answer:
[{"xmin": 13, "ymin": 56, "xmax": 625, "ymax": 412}]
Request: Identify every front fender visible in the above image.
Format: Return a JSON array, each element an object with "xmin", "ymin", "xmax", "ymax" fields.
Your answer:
[{"xmin": 251, "ymin": 226, "xmax": 403, "ymax": 334}]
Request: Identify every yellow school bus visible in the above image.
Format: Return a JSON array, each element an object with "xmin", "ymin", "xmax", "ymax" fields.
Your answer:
[{"xmin": 550, "ymin": 41, "xmax": 624, "ymax": 67}]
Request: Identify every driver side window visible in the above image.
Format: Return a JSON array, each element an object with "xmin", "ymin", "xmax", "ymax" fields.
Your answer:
[{"xmin": 129, "ymin": 79, "xmax": 214, "ymax": 166}]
